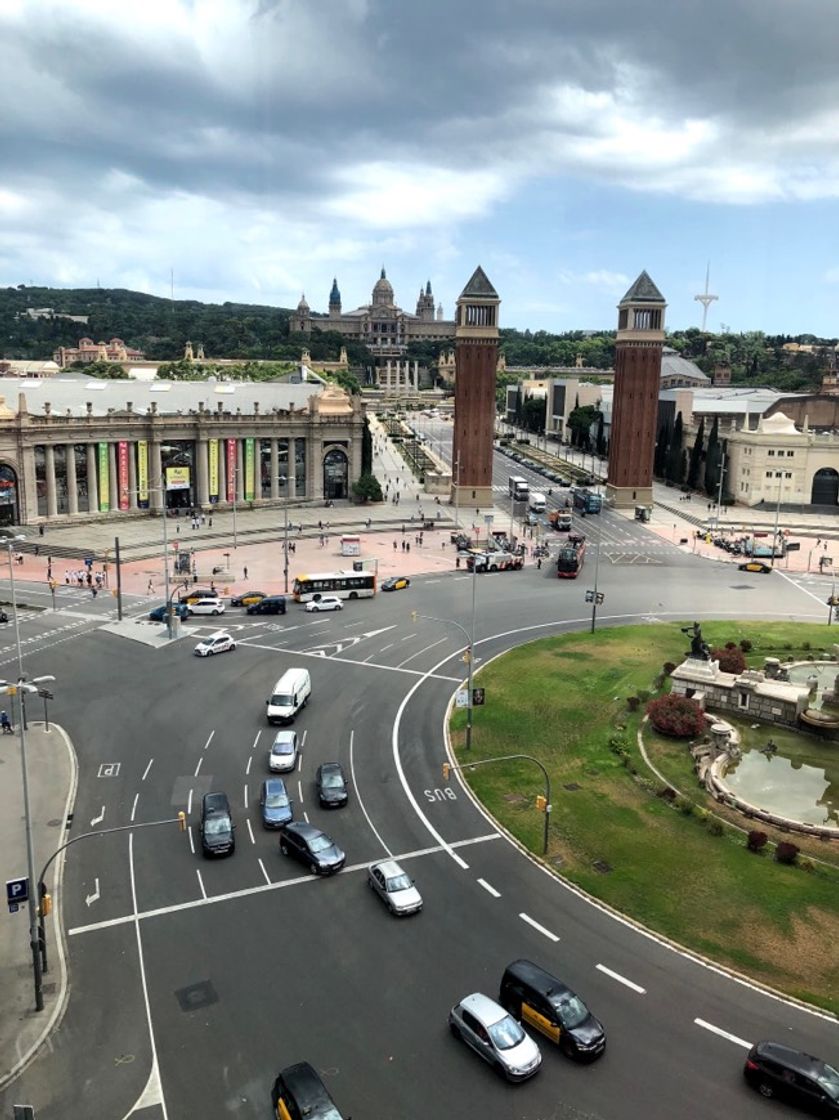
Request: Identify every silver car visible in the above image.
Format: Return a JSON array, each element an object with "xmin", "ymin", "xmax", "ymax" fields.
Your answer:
[
  {"xmin": 269, "ymin": 730, "xmax": 299, "ymax": 773},
  {"xmin": 449, "ymin": 993, "xmax": 542, "ymax": 1082},
  {"xmin": 367, "ymin": 860, "xmax": 423, "ymax": 915}
]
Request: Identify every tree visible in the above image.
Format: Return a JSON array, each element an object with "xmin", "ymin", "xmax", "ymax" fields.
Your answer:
[
  {"xmin": 704, "ymin": 417, "xmax": 720, "ymax": 498},
  {"xmin": 361, "ymin": 418, "xmax": 373, "ymax": 475},
  {"xmin": 351, "ymin": 472, "xmax": 383, "ymax": 503},
  {"xmin": 81, "ymin": 360, "xmax": 129, "ymax": 379},
  {"xmin": 595, "ymin": 411, "xmax": 606, "ymax": 456},
  {"xmin": 687, "ymin": 417, "xmax": 704, "ymax": 489},
  {"xmin": 568, "ymin": 404, "xmax": 598, "ymax": 449},
  {"xmin": 666, "ymin": 412, "xmax": 684, "ymax": 483}
]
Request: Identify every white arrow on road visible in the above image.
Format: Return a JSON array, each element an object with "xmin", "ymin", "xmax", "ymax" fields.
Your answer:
[
  {"xmin": 91, "ymin": 806, "xmax": 106, "ymax": 827},
  {"xmin": 85, "ymin": 878, "xmax": 100, "ymax": 907}
]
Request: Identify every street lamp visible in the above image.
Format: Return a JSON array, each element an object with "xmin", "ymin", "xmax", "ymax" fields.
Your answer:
[
  {"xmin": 413, "ymin": 579, "xmax": 478, "ymax": 750},
  {"xmin": 278, "ymin": 474, "xmax": 290, "ymax": 594}
]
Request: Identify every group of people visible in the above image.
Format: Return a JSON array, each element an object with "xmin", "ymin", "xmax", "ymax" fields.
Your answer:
[{"xmin": 64, "ymin": 567, "xmax": 105, "ymax": 594}]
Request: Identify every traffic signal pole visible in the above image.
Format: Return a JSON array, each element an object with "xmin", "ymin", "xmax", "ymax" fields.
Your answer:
[{"xmin": 443, "ymin": 754, "xmax": 551, "ymax": 854}]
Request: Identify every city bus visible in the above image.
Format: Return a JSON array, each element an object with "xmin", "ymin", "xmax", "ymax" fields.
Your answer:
[
  {"xmin": 556, "ymin": 538, "xmax": 586, "ymax": 579},
  {"xmin": 509, "ymin": 476, "xmax": 529, "ymax": 502},
  {"xmin": 572, "ymin": 488, "xmax": 602, "ymax": 514},
  {"xmin": 292, "ymin": 571, "xmax": 377, "ymax": 602}
]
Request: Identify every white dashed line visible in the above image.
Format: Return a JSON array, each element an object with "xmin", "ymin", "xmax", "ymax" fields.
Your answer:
[
  {"xmin": 141, "ymin": 758, "xmax": 153, "ymax": 782},
  {"xmin": 130, "ymin": 793, "xmax": 139, "ymax": 822},
  {"xmin": 246, "ymin": 819, "xmax": 255, "ymax": 846},
  {"xmin": 258, "ymin": 858, "xmax": 271, "ymax": 886},
  {"xmin": 203, "ymin": 730, "xmax": 215, "ymax": 751},
  {"xmin": 187, "ymin": 826, "xmax": 195, "ymax": 855},
  {"xmin": 349, "ymin": 728, "xmax": 391, "ymax": 857},
  {"xmin": 477, "ymin": 878, "xmax": 500, "ymax": 898},
  {"xmin": 519, "ymin": 913, "xmax": 559, "ymax": 942},
  {"xmin": 195, "ymin": 869, "xmax": 207, "ymax": 900},
  {"xmin": 694, "ymin": 1019, "xmax": 751, "ymax": 1049},
  {"xmin": 243, "ymin": 784, "xmax": 249, "ymax": 809},
  {"xmin": 187, "ymin": 788, "xmax": 193, "ymax": 816},
  {"xmin": 245, "ymin": 755, "xmax": 252, "ymax": 776},
  {"xmin": 303, "ymin": 811, "xmax": 310, "ymax": 823},
  {"xmin": 194, "ymin": 756, "xmax": 203, "ymax": 777},
  {"xmin": 596, "ymin": 964, "xmax": 646, "ymax": 994}
]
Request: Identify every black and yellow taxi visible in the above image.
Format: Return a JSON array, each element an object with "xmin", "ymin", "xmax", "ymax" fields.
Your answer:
[
  {"xmin": 381, "ymin": 576, "xmax": 411, "ymax": 592},
  {"xmin": 738, "ymin": 560, "xmax": 772, "ymax": 574},
  {"xmin": 272, "ymin": 1061, "xmax": 348, "ymax": 1119},
  {"xmin": 499, "ymin": 959, "xmax": 606, "ymax": 1060},
  {"xmin": 231, "ymin": 589, "xmax": 267, "ymax": 607}
]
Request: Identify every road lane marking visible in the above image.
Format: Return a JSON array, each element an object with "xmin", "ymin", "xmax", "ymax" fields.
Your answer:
[
  {"xmin": 303, "ymin": 811, "xmax": 310, "ymax": 823},
  {"xmin": 203, "ymin": 730, "xmax": 215, "ymax": 751},
  {"xmin": 130, "ymin": 793, "xmax": 139, "ymax": 822},
  {"xmin": 235, "ymin": 640, "xmax": 462, "ymax": 681},
  {"xmin": 477, "ymin": 878, "xmax": 500, "ymax": 898},
  {"xmin": 349, "ymin": 728, "xmax": 391, "ymax": 857},
  {"xmin": 519, "ymin": 913, "xmax": 559, "ymax": 942},
  {"xmin": 194, "ymin": 757, "xmax": 203, "ymax": 777},
  {"xmin": 694, "ymin": 1019, "xmax": 751, "ymax": 1049},
  {"xmin": 379, "ymin": 643, "xmax": 394, "ymax": 653},
  {"xmin": 258, "ymin": 859, "xmax": 271, "ymax": 885},
  {"xmin": 243, "ymin": 784, "xmax": 248, "ymax": 809},
  {"xmin": 251, "ymin": 730, "xmax": 260, "ymax": 751},
  {"xmin": 68, "ymin": 834, "xmax": 500, "ymax": 935},
  {"xmin": 187, "ymin": 827, "xmax": 194, "ymax": 855},
  {"xmin": 297, "ymin": 779, "xmax": 303, "ymax": 802},
  {"xmin": 396, "ymin": 637, "xmax": 448, "ymax": 668},
  {"xmin": 246, "ymin": 819, "xmax": 255, "ymax": 845},
  {"xmin": 245, "ymin": 755, "xmax": 252, "ymax": 776},
  {"xmin": 596, "ymin": 964, "xmax": 646, "ymax": 994},
  {"xmin": 187, "ymin": 788, "xmax": 193, "ymax": 816},
  {"xmin": 195, "ymin": 870, "xmax": 207, "ymax": 900},
  {"xmin": 91, "ymin": 806, "xmax": 105, "ymax": 827},
  {"xmin": 141, "ymin": 758, "xmax": 153, "ymax": 782}
]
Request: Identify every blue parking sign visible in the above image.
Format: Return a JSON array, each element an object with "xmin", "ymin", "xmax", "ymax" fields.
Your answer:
[{"xmin": 6, "ymin": 877, "xmax": 29, "ymax": 912}]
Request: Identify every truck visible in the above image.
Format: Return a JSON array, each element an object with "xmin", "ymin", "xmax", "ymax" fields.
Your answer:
[
  {"xmin": 528, "ymin": 491, "xmax": 546, "ymax": 514},
  {"xmin": 548, "ymin": 510, "xmax": 572, "ymax": 532},
  {"xmin": 465, "ymin": 549, "xmax": 524, "ymax": 573},
  {"xmin": 508, "ymin": 476, "xmax": 529, "ymax": 502}
]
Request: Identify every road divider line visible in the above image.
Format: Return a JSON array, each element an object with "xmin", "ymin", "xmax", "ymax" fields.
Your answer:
[
  {"xmin": 194, "ymin": 757, "xmax": 203, "ymax": 777},
  {"xmin": 243, "ymin": 784, "xmax": 249, "ymax": 809},
  {"xmin": 141, "ymin": 758, "xmax": 153, "ymax": 782},
  {"xmin": 187, "ymin": 788, "xmax": 193, "ymax": 816},
  {"xmin": 203, "ymin": 730, "xmax": 215, "ymax": 751},
  {"xmin": 694, "ymin": 1019, "xmax": 751, "ymax": 1049},
  {"xmin": 258, "ymin": 859, "xmax": 271, "ymax": 886},
  {"xmin": 130, "ymin": 793, "xmax": 139, "ymax": 823},
  {"xmin": 519, "ymin": 913, "xmax": 559, "ymax": 942},
  {"xmin": 477, "ymin": 878, "xmax": 500, "ymax": 898},
  {"xmin": 349, "ymin": 728, "xmax": 392, "ymax": 857},
  {"xmin": 195, "ymin": 869, "xmax": 207, "ymax": 900},
  {"xmin": 187, "ymin": 826, "xmax": 194, "ymax": 855},
  {"xmin": 246, "ymin": 819, "xmax": 255, "ymax": 846},
  {"xmin": 251, "ymin": 730, "xmax": 260, "ymax": 751},
  {"xmin": 245, "ymin": 755, "xmax": 252, "ymax": 776},
  {"xmin": 596, "ymin": 964, "xmax": 646, "ymax": 994},
  {"xmin": 303, "ymin": 811, "xmax": 309, "ymax": 823}
]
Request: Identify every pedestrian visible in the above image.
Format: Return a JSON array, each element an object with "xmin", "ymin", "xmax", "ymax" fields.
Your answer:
[
  {"xmin": 537, "ymin": 557, "xmax": 542, "ymax": 570},
  {"xmin": 366, "ymin": 518, "xmax": 371, "ymax": 529},
  {"xmin": 201, "ymin": 512, "xmax": 206, "ymax": 525},
  {"xmin": 406, "ymin": 541, "xmax": 411, "ymax": 553},
  {"xmin": 0, "ymin": 710, "xmax": 12, "ymax": 734},
  {"xmin": 39, "ymin": 523, "xmax": 44, "ymax": 537},
  {"xmin": 91, "ymin": 585, "xmax": 98, "ymax": 598},
  {"xmin": 393, "ymin": 541, "xmax": 398, "ymax": 550},
  {"xmin": 147, "ymin": 579, "xmax": 154, "ymax": 595},
  {"xmin": 401, "ymin": 523, "xmax": 405, "ymax": 534},
  {"xmin": 243, "ymin": 566, "xmax": 248, "ymax": 580},
  {"xmin": 209, "ymin": 514, "xmax": 213, "ymax": 527},
  {"xmin": 318, "ymin": 519, "xmax": 323, "ymax": 530},
  {"xmin": 456, "ymin": 555, "xmax": 461, "ymax": 569}
]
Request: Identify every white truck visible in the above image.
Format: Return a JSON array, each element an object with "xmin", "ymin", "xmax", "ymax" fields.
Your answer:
[{"xmin": 528, "ymin": 491, "xmax": 547, "ymax": 514}]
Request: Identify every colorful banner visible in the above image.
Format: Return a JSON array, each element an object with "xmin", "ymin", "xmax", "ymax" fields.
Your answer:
[
  {"xmin": 244, "ymin": 438, "xmax": 255, "ymax": 501},
  {"xmin": 208, "ymin": 439, "xmax": 219, "ymax": 503},
  {"xmin": 98, "ymin": 442, "xmax": 110, "ymax": 512},
  {"xmin": 137, "ymin": 441, "xmax": 148, "ymax": 506},
  {"xmin": 226, "ymin": 439, "xmax": 236, "ymax": 502},
  {"xmin": 118, "ymin": 441, "xmax": 130, "ymax": 510},
  {"xmin": 166, "ymin": 466, "xmax": 191, "ymax": 491}
]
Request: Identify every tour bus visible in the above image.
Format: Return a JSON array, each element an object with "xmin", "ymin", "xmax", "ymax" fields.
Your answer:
[
  {"xmin": 556, "ymin": 538, "xmax": 586, "ymax": 579},
  {"xmin": 572, "ymin": 488, "xmax": 602, "ymax": 514},
  {"xmin": 292, "ymin": 571, "xmax": 377, "ymax": 602},
  {"xmin": 509, "ymin": 476, "xmax": 529, "ymax": 502}
]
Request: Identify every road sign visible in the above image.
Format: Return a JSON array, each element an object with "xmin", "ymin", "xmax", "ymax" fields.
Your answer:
[
  {"xmin": 37, "ymin": 689, "xmax": 53, "ymax": 701},
  {"xmin": 455, "ymin": 689, "xmax": 469, "ymax": 708},
  {"xmin": 785, "ymin": 541, "xmax": 801, "ymax": 552},
  {"xmin": 472, "ymin": 688, "xmax": 486, "ymax": 706},
  {"xmin": 585, "ymin": 590, "xmax": 594, "ymax": 603},
  {"xmin": 6, "ymin": 877, "xmax": 28, "ymax": 912}
]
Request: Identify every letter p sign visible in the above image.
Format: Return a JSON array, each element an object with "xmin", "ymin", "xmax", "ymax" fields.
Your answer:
[{"xmin": 6, "ymin": 877, "xmax": 29, "ymax": 913}]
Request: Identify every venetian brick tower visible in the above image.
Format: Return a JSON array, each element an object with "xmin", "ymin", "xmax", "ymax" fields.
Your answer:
[
  {"xmin": 450, "ymin": 267, "xmax": 500, "ymax": 509},
  {"xmin": 606, "ymin": 271, "xmax": 666, "ymax": 508}
]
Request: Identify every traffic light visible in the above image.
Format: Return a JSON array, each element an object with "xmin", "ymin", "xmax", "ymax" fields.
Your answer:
[
  {"xmin": 178, "ymin": 810, "xmax": 187, "ymax": 832},
  {"xmin": 595, "ymin": 592, "xmax": 604, "ymax": 605},
  {"xmin": 535, "ymin": 795, "xmax": 547, "ymax": 812},
  {"xmin": 585, "ymin": 590, "xmax": 594, "ymax": 603},
  {"xmin": 442, "ymin": 762, "xmax": 452, "ymax": 780},
  {"xmin": 40, "ymin": 892, "xmax": 52, "ymax": 918},
  {"xmin": 462, "ymin": 648, "xmax": 472, "ymax": 664}
]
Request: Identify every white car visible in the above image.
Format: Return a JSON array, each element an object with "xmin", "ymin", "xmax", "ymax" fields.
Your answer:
[
  {"xmin": 305, "ymin": 596, "xmax": 343, "ymax": 613},
  {"xmin": 269, "ymin": 730, "xmax": 299, "ymax": 773},
  {"xmin": 367, "ymin": 860, "xmax": 423, "ymax": 916},
  {"xmin": 188, "ymin": 597, "xmax": 225, "ymax": 616},
  {"xmin": 194, "ymin": 631, "xmax": 236, "ymax": 657}
]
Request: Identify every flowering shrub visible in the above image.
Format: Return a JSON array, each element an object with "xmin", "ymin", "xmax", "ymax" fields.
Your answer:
[
  {"xmin": 746, "ymin": 830, "xmax": 768, "ymax": 852},
  {"xmin": 646, "ymin": 694, "xmax": 706, "ymax": 737},
  {"xmin": 775, "ymin": 841, "xmax": 800, "ymax": 865},
  {"xmin": 711, "ymin": 646, "xmax": 747, "ymax": 674}
]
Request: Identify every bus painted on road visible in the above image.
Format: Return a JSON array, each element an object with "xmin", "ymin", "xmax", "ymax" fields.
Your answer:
[
  {"xmin": 292, "ymin": 571, "xmax": 376, "ymax": 602},
  {"xmin": 556, "ymin": 539, "xmax": 586, "ymax": 579},
  {"xmin": 572, "ymin": 488, "xmax": 602, "ymax": 514}
]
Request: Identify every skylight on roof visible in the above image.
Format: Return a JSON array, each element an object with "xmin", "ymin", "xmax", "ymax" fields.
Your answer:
[
  {"xmin": 214, "ymin": 384, "xmax": 235, "ymax": 394},
  {"xmin": 149, "ymin": 383, "xmax": 172, "ymax": 392},
  {"xmin": 85, "ymin": 382, "xmax": 107, "ymax": 391}
]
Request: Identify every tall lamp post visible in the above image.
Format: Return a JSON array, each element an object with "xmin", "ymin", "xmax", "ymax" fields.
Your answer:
[
  {"xmin": 413, "ymin": 594, "xmax": 478, "ymax": 750},
  {"xmin": 770, "ymin": 473, "xmax": 784, "ymax": 570},
  {"xmin": 278, "ymin": 474, "xmax": 290, "ymax": 594}
]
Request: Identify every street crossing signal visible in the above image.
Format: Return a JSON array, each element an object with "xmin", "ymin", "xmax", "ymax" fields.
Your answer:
[
  {"xmin": 178, "ymin": 811, "xmax": 187, "ymax": 832},
  {"xmin": 40, "ymin": 892, "xmax": 52, "ymax": 918},
  {"xmin": 442, "ymin": 762, "xmax": 452, "ymax": 780},
  {"xmin": 462, "ymin": 649, "xmax": 472, "ymax": 664},
  {"xmin": 595, "ymin": 592, "xmax": 604, "ymax": 605},
  {"xmin": 585, "ymin": 590, "xmax": 594, "ymax": 603},
  {"xmin": 535, "ymin": 795, "xmax": 547, "ymax": 812}
]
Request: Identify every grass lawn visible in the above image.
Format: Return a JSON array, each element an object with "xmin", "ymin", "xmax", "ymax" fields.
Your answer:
[{"xmin": 451, "ymin": 621, "xmax": 839, "ymax": 1013}]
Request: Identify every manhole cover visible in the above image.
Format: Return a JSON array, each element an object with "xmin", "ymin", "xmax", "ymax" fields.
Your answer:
[
  {"xmin": 563, "ymin": 782, "xmax": 581, "ymax": 791},
  {"xmin": 175, "ymin": 980, "xmax": 218, "ymax": 1012},
  {"xmin": 592, "ymin": 860, "xmax": 612, "ymax": 874},
  {"xmin": 47, "ymin": 819, "xmax": 62, "ymax": 828}
]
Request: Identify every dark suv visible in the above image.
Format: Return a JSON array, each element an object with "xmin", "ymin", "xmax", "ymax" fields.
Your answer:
[
  {"xmin": 200, "ymin": 791, "xmax": 235, "ymax": 858},
  {"xmin": 279, "ymin": 822, "xmax": 345, "ymax": 875},
  {"xmin": 744, "ymin": 1042, "xmax": 839, "ymax": 1116}
]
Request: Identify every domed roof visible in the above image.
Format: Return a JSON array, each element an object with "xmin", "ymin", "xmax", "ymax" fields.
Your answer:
[
  {"xmin": 372, "ymin": 267, "xmax": 394, "ymax": 306},
  {"xmin": 297, "ymin": 293, "xmax": 309, "ymax": 312}
]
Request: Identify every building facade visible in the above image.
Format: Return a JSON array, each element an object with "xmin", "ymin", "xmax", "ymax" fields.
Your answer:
[
  {"xmin": 0, "ymin": 379, "xmax": 364, "ymax": 526},
  {"xmin": 54, "ymin": 338, "xmax": 145, "ymax": 368}
]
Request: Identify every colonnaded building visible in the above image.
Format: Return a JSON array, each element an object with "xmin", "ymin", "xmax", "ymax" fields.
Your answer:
[{"xmin": 0, "ymin": 376, "xmax": 364, "ymax": 526}]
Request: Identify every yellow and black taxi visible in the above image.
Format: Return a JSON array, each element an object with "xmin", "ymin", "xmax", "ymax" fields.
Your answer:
[
  {"xmin": 272, "ymin": 1061, "xmax": 349, "ymax": 1120},
  {"xmin": 178, "ymin": 587, "xmax": 217, "ymax": 604},
  {"xmin": 381, "ymin": 576, "xmax": 411, "ymax": 592},
  {"xmin": 738, "ymin": 560, "xmax": 772, "ymax": 574},
  {"xmin": 499, "ymin": 959, "xmax": 606, "ymax": 1060},
  {"xmin": 231, "ymin": 589, "xmax": 267, "ymax": 607}
]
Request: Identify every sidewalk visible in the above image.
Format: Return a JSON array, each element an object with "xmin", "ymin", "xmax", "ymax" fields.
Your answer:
[{"xmin": 0, "ymin": 721, "xmax": 76, "ymax": 1089}]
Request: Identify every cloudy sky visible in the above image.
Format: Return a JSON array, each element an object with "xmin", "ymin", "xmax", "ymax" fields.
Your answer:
[{"xmin": 2, "ymin": 0, "xmax": 838, "ymax": 335}]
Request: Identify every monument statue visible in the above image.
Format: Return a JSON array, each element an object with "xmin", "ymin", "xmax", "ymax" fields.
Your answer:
[{"xmin": 681, "ymin": 621, "xmax": 711, "ymax": 661}]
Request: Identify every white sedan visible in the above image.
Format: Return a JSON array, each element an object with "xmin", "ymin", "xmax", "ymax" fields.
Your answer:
[
  {"xmin": 194, "ymin": 631, "xmax": 236, "ymax": 657},
  {"xmin": 305, "ymin": 596, "xmax": 343, "ymax": 612}
]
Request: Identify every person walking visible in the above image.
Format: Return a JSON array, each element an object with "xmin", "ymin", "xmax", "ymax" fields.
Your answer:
[
  {"xmin": 1, "ymin": 709, "xmax": 12, "ymax": 734},
  {"xmin": 147, "ymin": 579, "xmax": 154, "ymax": 595},
  {"xmin": 393, "ymin": 541, "xmax": 398, "ymax": 550},
  {"xmin": 243, "ymin": 566, "xmax": 248, "ymax": 580}
]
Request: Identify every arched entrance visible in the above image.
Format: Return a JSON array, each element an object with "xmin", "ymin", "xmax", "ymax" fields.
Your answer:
[
  {"xmin": 811, "ymin": 468, "xmax": 839, "ymax": 506},
  {"xmin": 323, "ymin": 447, "xmax": 348, "ymax": 500},
  {"xmin": 0, "ymin": 464, "xmax": 20, "ymax": 526}
]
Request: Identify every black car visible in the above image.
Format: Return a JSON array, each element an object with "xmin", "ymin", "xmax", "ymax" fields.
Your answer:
[
  {"xmin": 315, "ymin": 763, "xmax": 349, "ymax": 808},
  {"xmin": 246, "ymin": 595, "xmax": 287, "ymax": 615},
  {"xmin": 272, "ymin": 1062, "xmax": 349, "ymax": 1120},
  {"xmin": 744, "ymin": 1042, "xmax": 839, "ymax": 1116},
  {"xmin": 499, "ymin": 958, "xmax": 606, "ymax": 1060},
  {"xmin": 200, "ymin": 791, "xmax": 235, "ymax": 857},
  {"xmin": 279, "ymin": 821, "xmax": 345, "ymax": 875}
]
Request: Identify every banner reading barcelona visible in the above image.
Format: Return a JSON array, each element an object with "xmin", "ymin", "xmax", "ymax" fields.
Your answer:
[
  {"xmin": 98, "ymin": 442, "xmax": 110, "ymax": 512},
  {"xmin": 244, "ymin": 438, "xmax": 255, "ymax": 501},
  {"xmin": 118, "ymin": 441, "xmax": 130, "ymax": 510},
  {"xmin": 208, "ymin": 439, "xmax": 219, "ymax": 503},
  {"xmin": 137, "ymin": 441, "xmax": 149, "ymax": 506},
  {"xmin": 226, "ymin": 439, "xmax": 236, "ymax": 502}
]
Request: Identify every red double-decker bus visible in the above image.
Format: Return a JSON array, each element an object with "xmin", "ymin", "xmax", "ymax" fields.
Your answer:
[{"xmin": 556, "ymin": 537, "xmax": 586, "ymax": 579}]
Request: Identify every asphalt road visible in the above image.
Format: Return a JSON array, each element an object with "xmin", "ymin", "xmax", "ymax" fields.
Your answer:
[{"xmin": 0, "ymin": 431, "xmax": 836, "ymax": 1119}]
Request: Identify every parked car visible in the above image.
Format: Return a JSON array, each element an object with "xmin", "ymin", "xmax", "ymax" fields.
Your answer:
[
  {"xmin": 268, "ymin": 730, "xmax": 299, "ymax": 773},
  {"xmin": 200, "ymin": 791, "xmax": 235, "ymax": 857},
  {"xmin": 739, "ymin": 560, "xmax": 772, "ymax": 574},
  {"xmin": 315, "ymin": 762, "xmax": 348, "ymax": 808},
  {"xmin": 148, "ymin": 602, "xmax": 190, "ymax": 622},
  {"xmin": 449, "ymin": 993, "xmax": 542, "ymax": 1082},
  {"xmin": 194, "ymin": 630, "xmax": 236, "ymax": 657},
  {"xmin": 381, "ymin": 576, "xmax": 411, "ymax": 592},
  {"xmin": 187, "ymin": 597, "xmax": 225, "ymax": 616},
  {"xmin": 231, "ymin": 590, "xmax": 267, "ymax": 607},
  {"xmin": 305, "ymin": 596, "xmax": 343, "ymax": 612},
  {"xmin": 744, "ymin": 1041, "xmax": 839, "ymax": 1115},
  {"xmin": 279, "ymin": 822, "xmax": 345, "ymax": 874},
  {"xmin": 259, "ymin": 778, "xmax": 293, "ymax": 829},
  {"xmin": 367, "ymin": 859, "xmax": 423, "ymax": 915}
]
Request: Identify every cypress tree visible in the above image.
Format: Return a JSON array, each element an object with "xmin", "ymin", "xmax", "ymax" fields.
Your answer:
[
  {"xmin": 704, "ymin": 417, "xmax": 720, "ymax": 497},
  {"xmin": 666, "ymin": 412, "xmax": 684, "ymax": 482},
  {"xmin": 687, "ymin": 417, "xmax": 704, "ymax": 489}
]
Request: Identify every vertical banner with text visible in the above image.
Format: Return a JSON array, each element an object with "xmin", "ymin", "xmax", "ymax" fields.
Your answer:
[
  {"xmin": 244, "ymin": 438, "xmax": 255, "ymax": 501},
  {"xmin": 137, "ymin": 441, "xmax": 149, "ymax": 507},
  {"xmin": 118, "ymin": 441, "xmax": 130, "ymax": 510},
  {"xmin": 226, "ymin": 439, "xmax": 236, "ymax": 502},
  {"xmin": 208, "ymin": 439, "xmax": 219, "ymax": 503},
  {"xmin": 98, "ymin": 442, "xmax": 110, "ymax": 512}
]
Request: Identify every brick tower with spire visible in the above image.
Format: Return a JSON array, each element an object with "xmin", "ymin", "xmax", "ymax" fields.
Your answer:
[
  {"xmin": 606, "ymin": 271, "xmax": 666, "ymax": 508},
  {"xmin": 450, "ymin": 267, "xmax": 500, "ymax": 509}
]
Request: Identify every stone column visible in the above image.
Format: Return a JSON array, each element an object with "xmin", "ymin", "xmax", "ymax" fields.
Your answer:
[
  {"xmin": 86, "ymin": 443, "xmax": 99, "ymax": 512},
  {"xmin": 127, "ymin": 443, "xmax": 138, "ymax": 509},
  {"xmin": 20, "ymin": 447, "xmax": 39, "ymax": 524},
  {"xmin": 270, "ymin": 440, "xmax": 279, "ymax": 499},
  {"xmin": 236, "ymin": 440, "xmax": 244, "ymax": 501},
  {"xmin": 45, "ymin": 444, "xmax": 57, "ymax": 518},
  {"xmin": 65, "ymin": 443, "xmax": 78, "ymax": 515},
  {"xmin": 108, "ymin": 442, "xmax": 118, "ymax": 511},
  {"xmin": 196, "ymin": 438, "xmax": 209, "ymax": 507},
  {"xmin": 307, "ymin": 437, "xmax": 321, "ymax": 499},
  {"xmin": 150, "ymin": 441, "xmax": 163, "ymax": 511},
  {"xmin": 218, "ymin": 439, "xmax": 226, "ymax": 503},
  {"xmin": 413, "ymin": 360, "xmax": 419, "ymax": 392},
  {"xmin": 288, "ymin": 439, "xmax": 297, "ymax": 499}
]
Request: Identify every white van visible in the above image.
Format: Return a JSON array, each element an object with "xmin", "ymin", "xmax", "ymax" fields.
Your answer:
[
  {"xmin": 266, "ymin": 668, "xmax": 311, "ymax": 725},
  {"xmin": 529, "ymin": 491, "xmax": 546, "ymax": 513}
]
